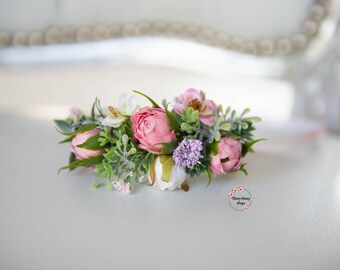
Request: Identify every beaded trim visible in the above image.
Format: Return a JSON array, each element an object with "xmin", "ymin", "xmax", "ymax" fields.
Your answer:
[{"xmin": 0, "ymin": 0, "xmax": 331, "ymax": 56}]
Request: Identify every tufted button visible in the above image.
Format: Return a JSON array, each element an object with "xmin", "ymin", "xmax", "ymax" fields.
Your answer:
[
  {"xmin": 122, "ymin": 24, "xmax": 136, "ymax": 37},
  {"xmin": 229, "ymin": 38, "xmax": 243, "ymax": 51},
  {"xmin": 12, "ymin": 32, "xmax": 28, "ymax": 46},
  {"xmin": 136, "ymin": 22, "xmax": 151, "ymax": 35},
  {"xmin": 44, "ymin": 28, "xmax": 59, "ymax": 44},
  {"xmin": 215, "ymin": 33, "xmax": 229, "ymax": 48},
  {"xmin": 311, "ymin": 5, "xmax": 325, "ymax": 20},
  {"xmin": 60, "ymin": 26, "xmax": 76, "ymax": 43},
  {"xmin": 167, "ymin": 23, "xmax": 183, "ymax": 36},
  {"xmin": 303, "ymin": 20, "xmax": 318, "ymax": 36},
  {"xmin": 106, "ymin": 25, "xmax": 122, "ymax": 38},
  {"xmin": 183, "ymin": 25, "xmax": 200, "ymax": 38},
  {"xmin": 151, "ymin": 21, "xmax": 168, "ymax": 35},
  {"xmin": 0, "ymin": 32, "xmax": 11, "ymax": 47},
  {"xmin": 292, "ymin": 34, "xmax": 307, "ymax": 49},
  {"xmin": 258, "ymin": 39, "xmax": 274, "ymax": 55},
  {"xmin": 197, "ymin": 29, "xmax": 215, "ymax": 43},
  {"xmin": 277, "ymin": 39, "xmax": 292, "ymax": 54},
  {"xmin": 28, "ymin": 32, "xmax": 43, "ymax": 46},
  {"xmin": 93, "ymin": 25, "xmax": 107, "ymax": 40},
  {"xmin": 242, "ymin": 42, "xmax": 257, "ymax": 55},
  {"xmin": 76, "ymin": 27, "xmax": 92, "ymax": 42}
]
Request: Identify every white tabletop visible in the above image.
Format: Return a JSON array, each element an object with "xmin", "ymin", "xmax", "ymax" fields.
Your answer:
[{"xmin": 1, "ymin": 65, "xmax": 340, "ymax": 270}]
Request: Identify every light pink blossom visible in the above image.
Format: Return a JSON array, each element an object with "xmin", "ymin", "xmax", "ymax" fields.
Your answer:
[
  {"xmin": 70, "ymin": 128, "xmax": 104, "ymax": 160},
  {"xmin": 173, "ymin": 88, "xmax": 217, "ymax": 126},
  {"xmin": 69, "ymin": 107, "xmax": 82, "ymax": 119},
  {"xmin": 210, "ymin": 137, "xmax": 242, "ymax": 176},
  {"xmin": 131, "ymin": 107, "xmax": 175, "ymax": 154},
  {"xmin": 113, "ymin": 180, "xmax": 132, "ymax": 194}
]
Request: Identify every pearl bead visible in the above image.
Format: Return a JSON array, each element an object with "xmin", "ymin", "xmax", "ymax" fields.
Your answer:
[
  {"xmin": 229, "ymin": 38, "xmax": 243, "ymax": 51},
  {"xmin": 93, "ymin": 25, "xmax": 107, "ymax": 40},
  {"xmin": 303, "ymin": 21, "xmax": 318, "ymax": 36},
  {"xmin": 311, "ymin": 5, "xmax": 325, "ymax": 21},
  {"xmin": 76, "ymin": 27, "xmax": 92, "ymax": 42},
  {"xmin": 258, "ymin": 39, "xmax": 274, "ymax": 55},
  {"xmin": 0, "ymin": 32, "xmax": 10, "ymax": 47},
  {"xmin": 292, "ymin": 34, "xmax": 307, "ymax": 49},
  {"xmin": 136, "ymin": 22, "xmax": 151, "ymax": 35},
  {"xmin": 60, "ymin": 26, "xmax": 76, "ymax": 43},
  {"xmin": 277, "ymin": 39, "xmax": 292, "ymax": 54},
  {"xmin": 44, "ymin": 28, "xmax": 59, "ymax": 44},
  {"xmin": 184, "ymin": 25, "xmax": 200, "ymax": 38},
  {"xmin": 122, "ymin": 24, "xmax": 136, "ymax": 37},
  {"xmin": 12, "ymin": 32, "xmax": 28, "ymax": 46},
  {"xmin": 167, "ymin": 23, "xmax": 183, "ymax": 36},
  {"xmin": 28, "ymin": 32, "xmax": 43, "ymax": 46},
  {"xmin": 106, "ymin": 25, "xmax": 122, "ymax": 38},
  {"xmin": 242, "ymin": 42, "xmax": 257, "ymax": 55},
  {"xmin": 215, "ymin": 33, "xmax": 229, "ymax": 47},
  {"xmin": 197, "ymin": 29, "xmax": 215, "ymax": 43},
  {"xmin": 151, "ymin": 21, "xmax": 168, "ymax": 35}
]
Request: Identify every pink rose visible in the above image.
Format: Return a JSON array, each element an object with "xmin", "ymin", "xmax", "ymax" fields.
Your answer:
[
  {"xmin": 131, "ymin": 107, "xmax": 175, "ymax": 154},
  {"xmin": 210, "ymin": 137, "xmax": 242, "ymax": 176},
  {"xmin": 174, "ymin": 88, "xmax": 217, "ymax": 126},
  {"xmin": 70, "ymin": 128, "xmax": 104, "ymax": 160}
]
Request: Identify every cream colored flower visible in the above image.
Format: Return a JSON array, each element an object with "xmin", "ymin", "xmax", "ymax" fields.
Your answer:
[
  {"xmin": 101, "ymin": 93, "xmax": 139, "ymax": 128},
  {"xmin": 148, "ymin": 156, "xmax": 187, "ymax": 191}
]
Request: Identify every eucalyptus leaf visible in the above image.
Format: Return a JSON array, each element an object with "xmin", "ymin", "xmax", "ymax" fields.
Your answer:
[
  {"xmin": 219, "ymin": 123, "xmax": 231, "ymax": 131},
  {"xmin": 54, "ymin": 120, "xmax": 72, "ymax": 134}
]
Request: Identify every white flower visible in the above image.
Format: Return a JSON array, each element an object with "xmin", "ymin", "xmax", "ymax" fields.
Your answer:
[
  {"xmin": 118, "ymin": 93, "xmax": 139, "ymax": 116},
  {"xmin": 148, "ymin": 156, "xmax": 187, "ymax": 191},
  {"xmin": 101, "ymin": 93, "xmax": 139, "ymax": 128}
]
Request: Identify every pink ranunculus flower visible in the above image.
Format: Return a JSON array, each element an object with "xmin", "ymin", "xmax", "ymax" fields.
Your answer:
[
  {"xmin": 210, "ymin": 137, "xmax": 242, "ymax": 176},
  {"xmin": 70, "ymin": 128, "xmax": 104, "ymax": 160},
  {"xmin": 173, "ymin": 88, "xmax": 218, "ymax": 126},
  {"xmin": 131, "ymin": 107, "xmax": 175, "ymax": 154}
]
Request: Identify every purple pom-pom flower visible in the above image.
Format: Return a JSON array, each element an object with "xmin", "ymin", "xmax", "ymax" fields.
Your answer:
[{"xmin": 173, "ymin": 139, "xmax": 203, "ymax": 168}]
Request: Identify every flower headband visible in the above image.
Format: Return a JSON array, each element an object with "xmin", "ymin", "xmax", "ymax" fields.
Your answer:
[{"xmin": 55, "ymin": 88, "xmax": 263, "ymax": 193}]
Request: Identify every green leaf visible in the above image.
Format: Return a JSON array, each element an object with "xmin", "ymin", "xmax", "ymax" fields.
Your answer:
[
  {"xmin": 91, "ymin": 98, "xmax": 96, "ymax": 121},
  {"xmin": 181, "ymin": 123, "xmax": 196, "ymax": 133},
  {"xmin": 214, "ymin": 132, "xmax": 221, "ymax": 141},
  {"xmin": 241, "ymin": 122, "xmax": 249, "ymax": 129},
  {"xmin": 219, "ymin": 123, "xmax": 231, "ymax": 131},
  {"xmin": 56, "ymin": 123, "xmax": 97, "ymax": 136},
  {"xmin": 54, "ymin": 120, "xmax": 72, "ymax": 134},
  {"xmin": 166, "ymin": 109, "xmax": 181, "ymax": 131},
  {"xmin": 239, "ymin": 163, "xmax": 248, "ymax": 176},
  {"xmin": 59, "ymin": 136, "xmax": 73, "ymax": 144},
  {"xmin": 106, "ymin": 180, "xmax": 113, "ymax": 190},
  {"xmin": 76, "ymin": 134, "xmax": 104, "ymax": 150},
  {"xmin": 207, "ymin": 140, "xmax": 218, "ymax": 155},
  {"xmin": 241, "ymin": 108, "xmax": 250, "ymax": 117},
  {"xmin": 182, "ymin": 107, "xmax": 199, "ymax": 123},
  {"xmin": 205, "ymin": 168, "xmax": 213, "ymax": 187},
  {"xmin": 241, "ymin": 138, "xmax": 266, "ymax": 157},
  {"xmin": 69, "ymin": 152, "xmax": 76, "ymax": 167},
  {"xmin": 225, "ymin": 106, "xmax": 231, "ymax": 116},
  {"xmin": 247, "ymin": 116, "xmax": 262, "ymax": 122},
  {"xmin": 161, "ymin": 140, "xmax": 178, "ymax": 155},
  {"xmin": 58, "ymin": 155, "xmax": 104, "ymax": 173},
  {"xmin": 133, "ymin": 90, "xmax": 160, "ymax": 108},
  {"xmin": 91, "ymin": 179, "xmax": 101, "ymax": 189}
]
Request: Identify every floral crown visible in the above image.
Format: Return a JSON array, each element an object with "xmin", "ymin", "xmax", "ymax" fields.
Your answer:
[{"xmin": 55, "ymin": 88, "xmax": 262, "ymax": 194}]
